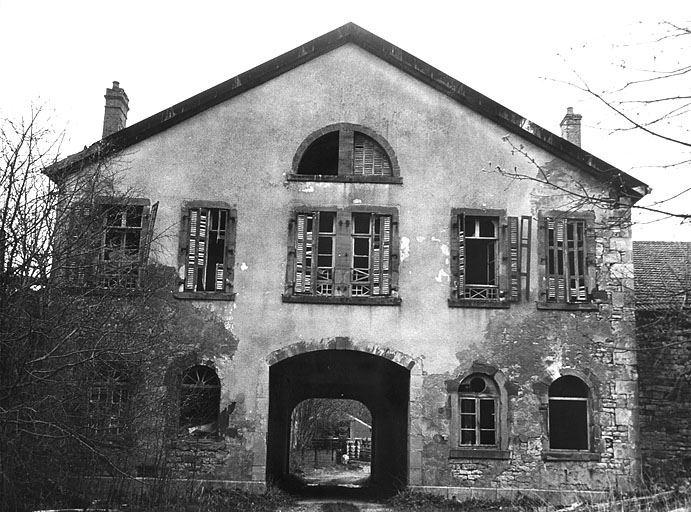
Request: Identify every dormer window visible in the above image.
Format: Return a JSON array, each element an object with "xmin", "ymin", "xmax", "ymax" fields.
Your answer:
[{"xmin": 290, "ymin": 123, "xmax": 402, "ymax": 183}]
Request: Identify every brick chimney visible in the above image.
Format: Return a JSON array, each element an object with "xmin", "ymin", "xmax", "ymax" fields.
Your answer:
[
  {"xmin": 560, "ymin": 107, "xmax": 582, "ymax": 147},
  {"xmin": 102, "ymin": 81, "xmax": 129, "ymax": 138}
]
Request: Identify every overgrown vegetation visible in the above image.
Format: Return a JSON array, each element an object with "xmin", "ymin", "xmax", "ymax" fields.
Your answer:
[{"xmin": 387, "ymin": 490, "xmax": 545, "ymax": 511}]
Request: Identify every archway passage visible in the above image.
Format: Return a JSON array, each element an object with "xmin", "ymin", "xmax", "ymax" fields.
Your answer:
[{"xmin": 268, "ymin": 350, "xmax": 410, "ymax": 498}]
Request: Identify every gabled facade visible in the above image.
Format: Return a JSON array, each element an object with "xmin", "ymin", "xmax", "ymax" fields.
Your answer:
[{"xmin": 49, "ymin": 23, "xmax": 649, "ymax": 502}]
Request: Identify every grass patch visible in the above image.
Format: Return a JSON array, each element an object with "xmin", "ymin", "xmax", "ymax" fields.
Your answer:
[
  {"xmin": 129, "ymin": 486, "xmax": 295, "ymax": 512},
  {"xmin": 321, "ymin": 503, "xmax": 361, "ymax": 512},
  {"xmin": 387, "ymin": 490, "xmax": 544, "ymax": 511}
]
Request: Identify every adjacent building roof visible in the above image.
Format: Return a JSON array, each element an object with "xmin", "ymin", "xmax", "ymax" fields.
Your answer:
[
  {"xmin": 634, "ymin": 241, "xmax": 691, "ymax": 310},
  {"xmin": 46, "ymin": 22, "xmax": 649, "ymax": 202}
]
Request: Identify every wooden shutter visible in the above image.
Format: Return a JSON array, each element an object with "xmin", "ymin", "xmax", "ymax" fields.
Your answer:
[
  {"xmin": 65, "ymin": 203, "xmax": 94, "ymax": 286},
  {"xmin": 520, "ymin": 216, "xmax": 532, "ymax": 301},
  {"xmin": 185, "ymin": 208, "xmax": 210, "ymax": 292},
  {"xmin": 457, "ymin": 213, "xmax": 466, "ymax": 299},
  {"xmin": 546, "ymin": 218, "xmax": 567, "ymax": 302},
  {"xmin": 508, "ymin": 216, "xmax": 520, "ymax": 302},
  {"xmin": 372, "ymin": 214, "xmax": 391, "ymax": 296},
  {"xmin": 567, "ymin": 220, "xmax": 587, "ymax": 301},
  {"xmin": 294, "ymin": 213, "xmax": 314, "ymax": 294},
  {"xmin": 141, "ymin": 201, "xmax": 158, "ymax": 265},
  {"xmin": 546, "ymin": 217, "xmax": 588, "ymax": 303},
  {"xmin": 353, "ymin": 133, "xmax": 392, "ymax": 176}
]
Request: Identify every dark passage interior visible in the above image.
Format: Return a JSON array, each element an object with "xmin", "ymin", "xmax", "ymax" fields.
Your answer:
[{"xmin": 267, "ymin": 350, "xmax": 410, "ymax": 498}]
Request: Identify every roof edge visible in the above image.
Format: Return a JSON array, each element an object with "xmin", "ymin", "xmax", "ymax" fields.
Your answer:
[{"xmin": 46, "ymin": 22, "xmax": 650, "ymax": 201}]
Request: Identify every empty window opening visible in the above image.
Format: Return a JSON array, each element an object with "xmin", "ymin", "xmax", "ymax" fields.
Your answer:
[
  {"xmin": 297, "ymin": 132, "xmax": 340, "ymax": 175},
  {"xmin": 289, "ymin": 398, "xmax": 372, "ymax": 488},
  {"xmin": 295, "ymin": 128, "xmax": 394, "ymax": 178},
  {"xmin": 460, "ymin": 215, "xmax": 498, "ymax": 299},
  {"xmin": 88, "ymin": 365, "xmax": 131, "ymax": 436},
  {"xmin": 180, "ymin": 365, "xmax": 221, "ymax": 433},
  {"xmin": 458, "ymin": 374, "xmax": 498, "ymax": 447},
  {"xmin": 100, "ymin": 203, "xmax": 144, "ymax": 288},
  {"xmin": 548, "ymin": 375, "xmax": 589, "ymax": 450}
]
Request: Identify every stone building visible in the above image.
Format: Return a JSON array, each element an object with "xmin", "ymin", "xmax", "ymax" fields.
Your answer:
[
  {"xmin": 634, "ymin": 241, "xmax": 691, "ymax": 482},
  {"xmin": 49, "ymin": 23, "xmax": 650, "ymax": 502}
]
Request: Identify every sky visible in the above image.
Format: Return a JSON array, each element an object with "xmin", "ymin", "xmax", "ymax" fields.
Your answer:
[{"xmin": 1, "ymin": 0, "xmax": 689, "ymax": 240}]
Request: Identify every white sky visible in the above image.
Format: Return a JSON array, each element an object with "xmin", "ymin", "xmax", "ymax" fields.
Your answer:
[{"xmin": 2, "ymin": 0, "xmax": 689, "ymax": 240}]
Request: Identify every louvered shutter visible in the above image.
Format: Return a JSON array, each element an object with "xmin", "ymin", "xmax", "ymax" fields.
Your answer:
[
  {"xmin": 373, "ymin": 214, "xmax": 391, "ymax": 296},
  {"xmin": 546, "ymin": 218, "xmax": 567, "ymax": 302},
  {"xmin": 508, "ymin": 216, "xmax": 520, "ymax": 302},
  {"xmin": 65, "ymin": 204, "xmax": 94, "ymax": 286},
  {"xmin": 457, "ymin": 213, "xmax": 466, "ymax": 299},
  {"xmin": 353, "ymin": 133, "xmax": 392, "ymax": 176},
  {"xmin": 294, "ymin": 213, "xmax": 314, "ymax": 294},
  {"xmin": 185, "ymin": 208, "xmax": 210, "ymax": 292},
  {"xmin": 520, "ymin": 216, "xmax": 532, "ymax": 302}
]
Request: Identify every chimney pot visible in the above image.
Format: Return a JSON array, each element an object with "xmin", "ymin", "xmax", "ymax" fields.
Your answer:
[
  {"xmin": 102, "ymin": 81, "xmax": 129, "ymax": 139},
  {"xmin": 560, "ymin": 107, "xmax": 582, "ymax": 147}
]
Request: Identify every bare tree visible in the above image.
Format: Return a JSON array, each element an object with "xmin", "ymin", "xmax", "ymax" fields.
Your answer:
[
  {"xmin": 0, "ymin": 107, "xmax": 176, "ymax": 511},
  {"xmin": 548, "ymin": 20, "xmax": 691, "ymax": 229}
]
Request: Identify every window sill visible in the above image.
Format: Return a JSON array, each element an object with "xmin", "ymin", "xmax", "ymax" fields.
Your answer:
[
  {"xmin": 282, "ymin": 294, "xmax": 401, "ymax": 306},
  {"xmin": 542, "ymin": 450, "xmax": 600, "ymax": 462},
  {"xmin": 173, "ymin": 291, "xmax": 236, "ymax": 301},
  {"xmin": 537, "ymin": 302, "xmax": 599, "ymax": 311},
  {"xmin": 448, "ymin": 298, "xmax": 510, "ymax": 309},
  {"xmin": 286, "ymin": 174, "xmax": 403, "ymax": 184},
  {"xmin": 449, "ymin": 448, "xmax": 510, "ymax": 460}
]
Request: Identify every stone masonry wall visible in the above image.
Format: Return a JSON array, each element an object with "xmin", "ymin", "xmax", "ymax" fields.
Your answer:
[{"xmin": 637, "ymin": 310, "xmax": 691, "ymax": 482}]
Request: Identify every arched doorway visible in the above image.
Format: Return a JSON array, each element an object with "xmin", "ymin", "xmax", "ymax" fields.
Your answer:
[{"xmin": 267, "ymin": 349, "xmax": 410, "ymax": 497}]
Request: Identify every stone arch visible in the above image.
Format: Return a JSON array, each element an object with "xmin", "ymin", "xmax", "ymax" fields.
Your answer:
[
  {"xmin": 264, "ymin": 341, "xmax": 420, "ymax": 497},
  {"xmin": 266, "ymin": 337, "xmax": 417, "ymax": 371},
  {"xmin": 291, "ymin": 122, "xmax": 401, "ymax": 177}
]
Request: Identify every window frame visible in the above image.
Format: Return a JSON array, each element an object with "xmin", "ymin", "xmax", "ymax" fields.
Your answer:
[
  {"xmin": 537, "ymin": 211, "xmax": 597, "ymax": 311},
  {"xmin": 289, "ymin": 123, "xmax": 402, "ymax": 184},
  {"xmin": 448, "ymin": 209, "xmax": 531, "ymax": 309},
  {"xmin": 175, "ymin": 200, "xmax": 237, "ymax": 301},
  {"xmin": 542, "ymin": 374, "xmax": 600, "ymax": 462},
  {"xmin": 63, "ymin": 197, "xmax": 156, "ymax": 290},
  {"xmin": 87, "ymin": 364, "xmax": 132, "ymax": 439},
  {"xmin": 179, "ymin": 365, "xmax": 221, "ymax": 431},
  {"xmin": 447, "ymin": 367, "xmax": 510, "ymax": 460},
  {"xmin": 283, "ymin": 205, "xmax": 401, "ymax": 306}
]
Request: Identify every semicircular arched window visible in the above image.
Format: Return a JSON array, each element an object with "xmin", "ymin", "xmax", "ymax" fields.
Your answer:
[
  {"xmin": 548, "ymin": 375, "xmax": 590, "ymax": 450},
  {"xmin": 292, "ymin": 124, "xmax": 401, "ymax": 183},
  {"xmin": 180, "ymin": 365, "xmax": 221, "ymax": 430}
]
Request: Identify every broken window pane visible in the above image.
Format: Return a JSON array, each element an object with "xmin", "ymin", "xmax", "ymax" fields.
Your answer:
[
  {"xmin": 180, "ymin": 365, "xmax": 221, "ymax": 431},
  {"xmin": 88, "ymin": 365, "xmax": 131, "ymax": 436},
  {"xmin": 99, "ymin": 204, "xmax": 144, "ymax": 288},
  {"xmin": 459, "ymin": 215, "xmax": 498, "ymax": 299},
  {"xmin": 184, "ymin": 207, "xmax": 229, "ymax": 292}
]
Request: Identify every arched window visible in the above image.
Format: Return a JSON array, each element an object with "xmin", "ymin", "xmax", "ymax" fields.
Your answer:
[
  {"xmin": 458, "ymin": 374, "xmax": 499, "ymax": 447},
  {"xmin": 180, "ymin": 365, "xmax": 221, "ymax": 429},
  {"xmin": 88, "ymin": 365, "xmax": 131, "ymax": 436},
  {"xmin": 549, "ymin": 375, "xmax": 589, "ymax": 450},
  {"xmin": 292, "ymin": 124, "xmax": 401, "ymax": 183}
]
